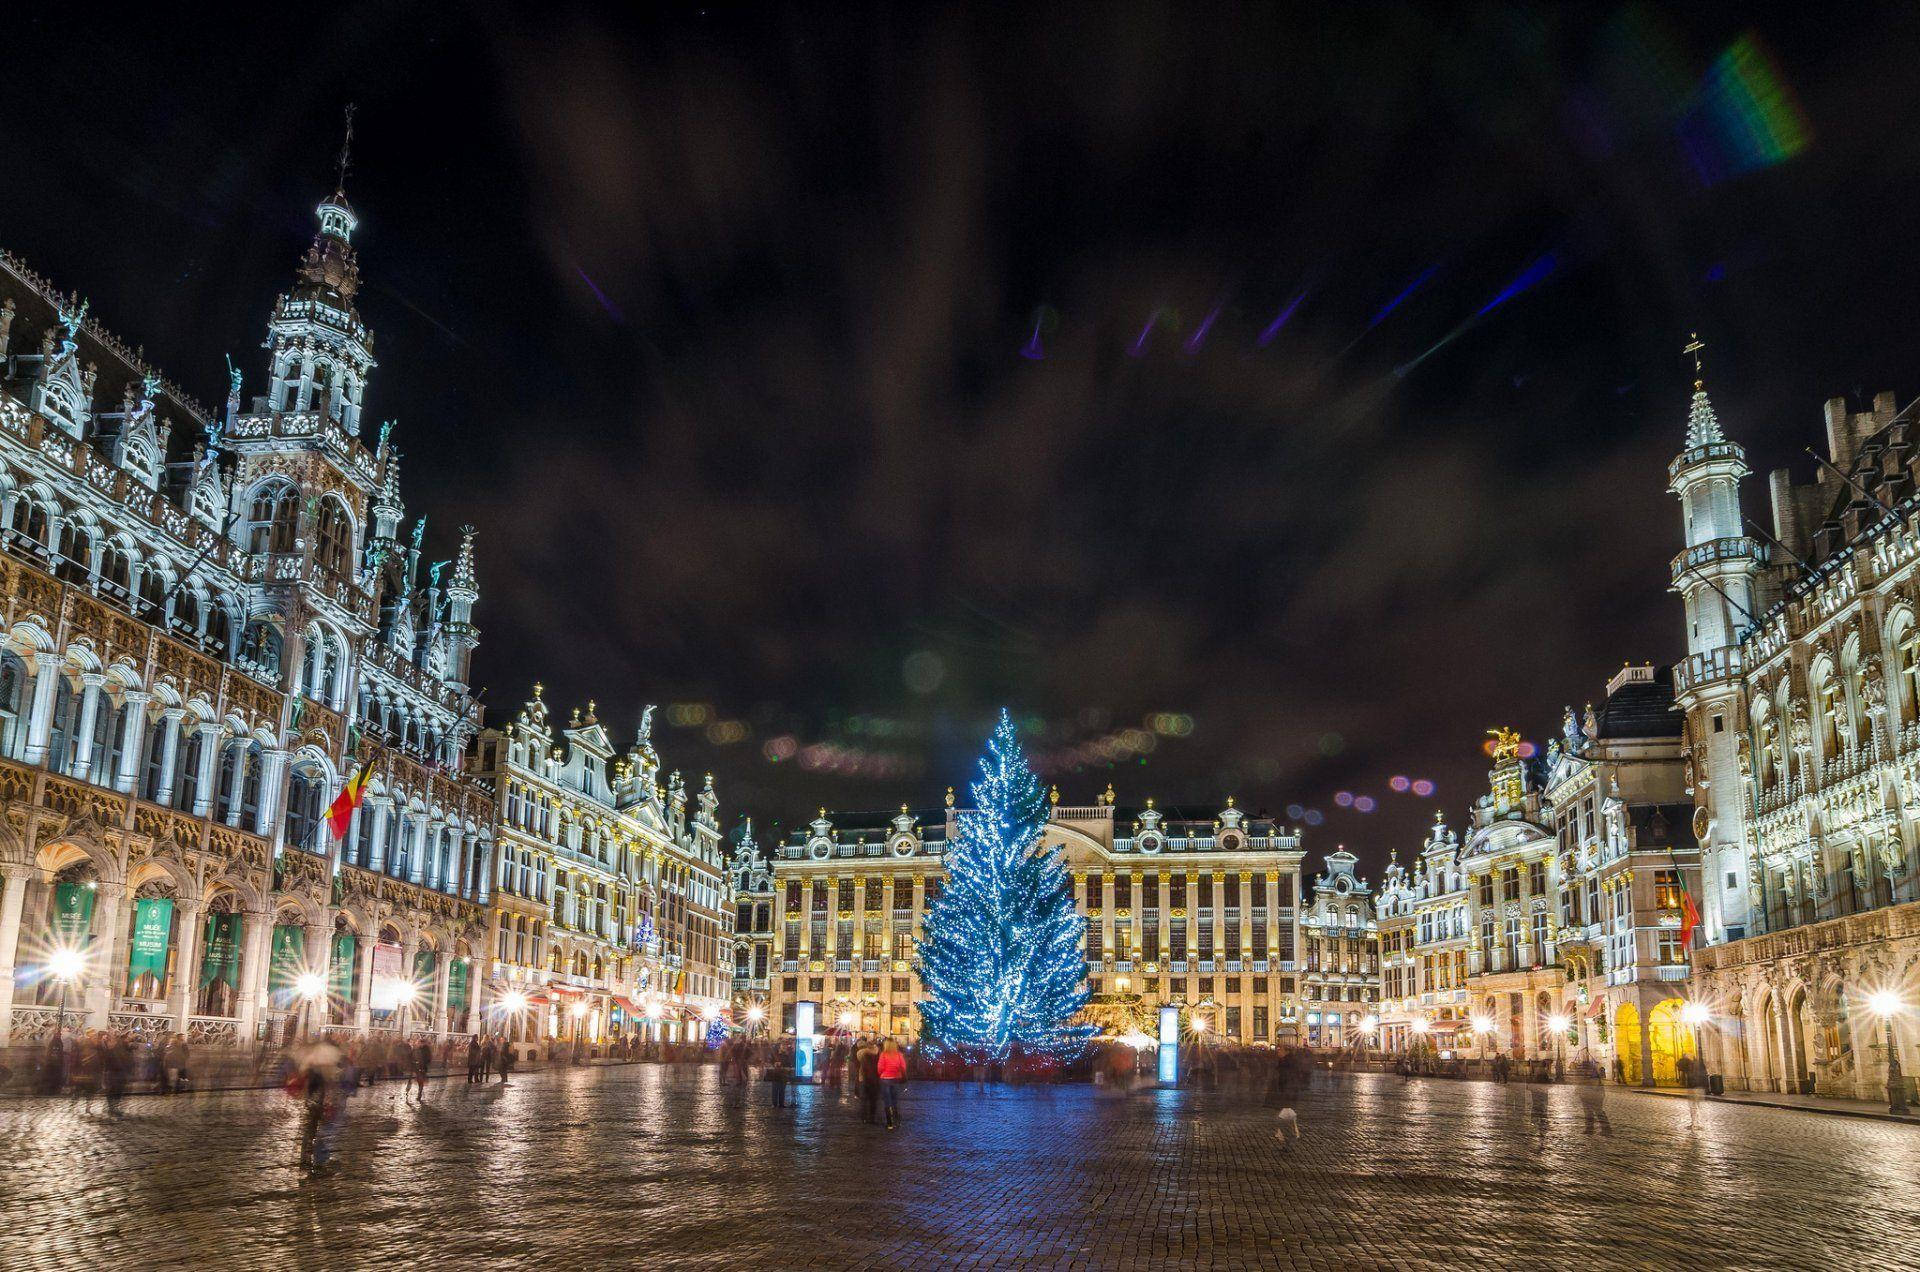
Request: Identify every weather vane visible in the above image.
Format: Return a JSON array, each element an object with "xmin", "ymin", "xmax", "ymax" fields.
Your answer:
[{"xmin": 1684, "ymin": 332, "xmax": 1705, "ymax": 387}]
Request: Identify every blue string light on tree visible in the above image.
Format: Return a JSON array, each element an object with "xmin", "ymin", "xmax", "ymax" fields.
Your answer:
[{"xmin": 916, "ymin": 709, "xmax": 1095, "ymax": 1062}]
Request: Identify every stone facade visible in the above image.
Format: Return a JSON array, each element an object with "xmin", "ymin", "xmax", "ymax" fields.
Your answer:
[
  {"xmin": 766, "ymin": 788, "xmax": 1309, "ymax": 1045},
  {"xmin": 1297, "ymin": 848, "xmax": 1377, "ymax": 1049},
  {"xmin": 1678, "ymin": 370, "xmax": 1920, "ymax": 1099},
  {"xmin": 0, "ymin": 183, "xmax": 495, "ymax": 1057},
  {"xmin": 473, "ymin": 692, "xmax": 733, "ymax": 1045}
]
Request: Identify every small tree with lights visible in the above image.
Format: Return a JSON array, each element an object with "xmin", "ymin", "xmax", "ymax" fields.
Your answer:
[{"xmin": 916, "ymin": 709, "xmax": 1094, "ymax": 1062}]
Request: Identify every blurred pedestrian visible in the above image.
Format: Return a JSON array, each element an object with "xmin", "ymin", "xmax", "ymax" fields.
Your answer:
[
  {"xmin": 857, "ymin": 1038, "xmax": 881, "ymax": 1124},
  {"xmin": 877, "ymin": 1039, "xmax": 906, "ymax": 1130},
  {"xmin": 163, "ymin": 1033, "xmax": 190, "ymax": 1094},
  {"xmin": 497, "ymin": 1039, "xmax": 515, "ymax": 1085},
  {"xmin": 407, "ymin": 1036, "xmax": 431, "ymax": 1102},
  {"xmin": 770, "ymin": 1036, "xmax": 793, "ymax": 1108},
  {"xmin": 100, "ymin": 1034, "xmax": 129, "ymax": 1118},
  {"xmin": 1575, "ymin": 1057, "xmax": 1612, "ymax": 1136},
  {"xmin": 466, "ymin": 1036, "xmax": 483, "ymax": 1084}
]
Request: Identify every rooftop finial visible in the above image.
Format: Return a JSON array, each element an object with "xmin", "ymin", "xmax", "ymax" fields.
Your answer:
[
  {"xmin": 1682, "ymin": 332, "xmax": 1725, "ymax": 447},
  {"xmin": 335, "ymin": 103, "xmax": 356, "ymax": 200},
  {"xmin": 1684, "ymin": 331, "xmax": 1705, "ymax": 390}
]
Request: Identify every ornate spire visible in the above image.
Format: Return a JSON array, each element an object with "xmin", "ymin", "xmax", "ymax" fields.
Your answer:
[
  {"xmin": 449, "ymin": 524, "xmax": 478, "ymax": 597},
  {"xmin": 1683, "ymin": 332, "xmax": 1725, "ymax": 447}
]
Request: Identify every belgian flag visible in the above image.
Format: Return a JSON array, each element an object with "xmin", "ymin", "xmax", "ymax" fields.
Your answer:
[{"xmin": 327, "ymin": 759, "xmax": 375, "ymax": 840}]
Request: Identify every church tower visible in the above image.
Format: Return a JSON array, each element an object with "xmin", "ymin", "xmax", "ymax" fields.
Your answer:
[{"xmin": 1668, "ymin": 336, "xmax": 1758, "ymax": 942}]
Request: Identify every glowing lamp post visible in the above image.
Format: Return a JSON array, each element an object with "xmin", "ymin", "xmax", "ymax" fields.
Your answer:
[
  {"xmin": 1470, "ymin": 1013, "xmax": 1494, "ymax": 1067},
  {"xmin": 294, "ymin": 970, "xmax": 327, "ymax": 1041},
  {"xmin": 746, "ymin": 1004, "xmax": 766, "ymax": 1036},
  {"xmin": 1361, "ymin": 1015, "xmax": 1379, "ymax": 1054},
  {"xmin": 1868, "ymin": 991, "xmax": 1910, "ymax": 1116},
  {"xmin": 395, "ymin": 981, "xmax": 420, "ymax": 1034},
  {"xmin": 46, "ymin": 947, "xmax": 85, "ymax": 1039},
  {"xmin": 1547, "ymin": 1013, "xmax": 1571, "ymax": 1082},
  {"xmin": 1680, "ymin": 1001, "xmax": 1711, "ymax": 1091}
]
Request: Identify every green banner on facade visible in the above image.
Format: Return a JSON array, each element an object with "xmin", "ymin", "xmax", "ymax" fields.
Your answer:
[
  {"xmin": 268, "ymin": 924, "xmax": 305, "ymax": 994},
  {"xmin": 329, "ymin": 931, "xmax": 357, "ymax": 1008},
  {"xmin": 448, "ymin": 957, "xmax": 469, "ymax": 1012},
  {"xmin": 413, "ymin": 947, "xmax": 436, "ymax": 987},
  {"xmin": 50, "ymin": 882, "xmax": 95, "ymax": 947},
  {"xmin": 200, "ymin": 912, "xmax": 243, "ymax": 991},
  {"xmin": 126, "ymin": 897, "xmax": 174, "ymax": 996}
]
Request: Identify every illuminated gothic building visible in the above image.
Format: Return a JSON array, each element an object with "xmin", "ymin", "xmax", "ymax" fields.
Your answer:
[
  {"xmin": 728, "ymin": 820, "xmax": 775, "ymax": 1011},
  {"xmin": 766, "ymin": 787, "xmax": 1309, "ymax": 1045},
  {"xmin": 474, "ymin": 694, "xmax": 734, "ymax": 1045},
  {"xmin": 1542, "ymin": 669, "xmax": 1697, "ymax": 1085},
  {"xmin": 1373, "ymin": 676, "xmax": 1697, "ymax": 1082},
  {"xmin": 0, "ymin": 180, "xmax": 497, "ymax": 1056},
  {"xmin": 1297, "ymin": 848, "xmax": 1378, "ymax": 1050},
  {"xmin": 1678, "ymin": 372, "xmax": 1920, "ymax": 1100}
]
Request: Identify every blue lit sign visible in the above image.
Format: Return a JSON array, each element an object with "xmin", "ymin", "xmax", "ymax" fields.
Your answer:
[
  {"xmin": 795, "ymin": 1001, "xmax": 817, "ymax": 1080},
  {"xmin": 1157, "ymin": 1006, "xmax": 1179, "ymax": 1084}
]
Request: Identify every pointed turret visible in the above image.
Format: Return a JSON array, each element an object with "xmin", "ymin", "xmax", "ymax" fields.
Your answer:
[
  {"xmin": 1668, "ymin": 332, "xmax": 1755, "ymax": 945},
  {"xmin": 442, "ymin": 523, "xmax": 479, "ymax": 689}
]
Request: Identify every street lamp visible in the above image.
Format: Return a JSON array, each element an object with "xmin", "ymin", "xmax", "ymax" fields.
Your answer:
[
  {"xmin": 1680, "ymin": 1000, "xmax": 1711, "ymax": 1091},
  {"xmin": 746, "ymin": 1004, "xmax": 765, "ymax": 1036},
  {"xmin": 1547, "ymin": 1013, "xmax": 1571, "ymax": 1083},
  {"xmin": 294, "ymin": 970, "xmax": 327, "ymax": 1041},
  {"xmin": 1868, "ymin": 991, "xmax": 1910, "ymax": 1116},
  {"xmin": 395, "ymin": 981, "xmax": 419, "ymax": 1034},
  {"xmin": 46, "ymin": 947, "xmax": 85, "ymax": 1039}
]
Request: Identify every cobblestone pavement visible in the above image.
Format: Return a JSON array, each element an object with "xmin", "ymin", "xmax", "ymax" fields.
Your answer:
[{"xmin": 0, "ymin": 1066, "xmax": 1915, "ymax": 1270}]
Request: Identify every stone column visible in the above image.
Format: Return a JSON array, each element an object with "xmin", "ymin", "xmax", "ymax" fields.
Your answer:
[
  {"xmin": 400, "ymin": 935, "xmax": 420, "ymax": 1032},
  {"xmin": 21, "ymin": 659, "xmax": 61, "ymax": 765},
  {"xmin": 153, "ymin": 710, "xmax": 184, "ymax": 806},
  {"xmin": 0, "ymin": 867, "xmax": 32, "ymax": 1046},
  {"xmin": 354, "ymin": 928, "xmax": 377, "ymax": 1030},
  {"xmin": 191, "ymin": 725, "xmax": 222, "ymax": 819},
  {"xmin": 303, "ymin": 920, "xmax": 333, "ymax": 1036},
  {"xmin": 258, "ymin": 747, "xmax": 289, "ymax": 842},
  {"xmin": 432, "ymin": 950, "xmax": 451, "ymax": 1035},
  {"xmin": 476, "ymin": 836, "xmax": 492, "ymax": 905},
  {"xmin": 234, "ymin": 907, "xmax": 274, "ymax": 1041},
  {"xmin": 85, "ymin": 881, "xmax": 128, "ymax": 1027},
  {"xmin": 169, "ymin": 897, "xmax": 203, "ymax": 1031},
  {"xmin": 366, "ymin": 800, "xmax": 391, "ymax": 874},
  {"xmin": 69, "ymin": 674, "xmax": 104, "ymax": 779},
  {"xmin": 1638, "ymin": 982, "xmax": 1659, "ymax": 1088},
  {"xmin": 113, "ymin": 692, "xmax": 150, "ymax": 794}
]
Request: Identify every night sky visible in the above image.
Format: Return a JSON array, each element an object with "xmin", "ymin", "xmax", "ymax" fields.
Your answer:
[{"xmin": 6, "ymin": 4, "xmax": 1920, "ymax": 873}]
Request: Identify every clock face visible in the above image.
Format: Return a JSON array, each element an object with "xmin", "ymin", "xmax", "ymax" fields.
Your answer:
[{"xmin": 1692, "ymin": 805, "xmax": 1711, "ymax": 842}]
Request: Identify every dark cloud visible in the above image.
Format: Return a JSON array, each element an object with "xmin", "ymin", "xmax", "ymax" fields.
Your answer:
[{"xmin": 5, "ymin": 2, "xmax": 1919, "ymax": 872}]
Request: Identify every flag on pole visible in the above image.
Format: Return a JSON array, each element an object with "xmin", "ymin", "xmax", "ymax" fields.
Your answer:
[
  {"xmin": 1678, "ymin": 877, "xmax": 1702, "ymax": 950},
  {"xmin": 327, "ymin": 759, "xmax": 375, "ymax": 840}
]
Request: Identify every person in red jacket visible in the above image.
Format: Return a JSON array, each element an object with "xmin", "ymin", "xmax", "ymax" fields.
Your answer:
[{"xmin": 877, "ymin": 1039, "xmax": 907, "ymax": 1130}]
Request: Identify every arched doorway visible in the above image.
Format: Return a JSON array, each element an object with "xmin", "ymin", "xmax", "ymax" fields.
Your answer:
[
  {"xmin": 1786, "ymin": 988, "xmax": 1815, "ymax": 1094},
  {"xmin": 1646, "ymin": 998, "xmax": 1698, "ymax": 1086},
  {"xmin": 1615, "ymin": 1002, "xmax": 1643, "ymax": 1085},
  {"xmin": 1753, "ymin": 990, "xmax": 1781, "ymax": 1092}
]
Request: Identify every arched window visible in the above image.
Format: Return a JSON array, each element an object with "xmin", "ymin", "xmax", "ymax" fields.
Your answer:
[
  {"xmin": 353, "ymin": 798, "xmax": 377, "ymax": 867},
  {"xmin": 90, "ymin": 696, "xmax": 134, "ymax": 786},
  {"xmin": 285, "ymin": 764, "xmax": 327, "ymax": 851},
  {"xmin": 98, "ymin": 542, "xmax": 133, "ymax": 599},
  {"xmin": 247, "ymin": 483, "xmax": 299, "ymax": 555},
  {"xmin": 175, "ymin": 727, "xmax": 207, "ymax": 811},
  {"xmin": 314, "ymin": 497, "xmax": 352, "ymax": 578},
  {"xmin": 136, "ymin": 566, "xmax": 169, "ymax": 621},
  {"xmin": 139, "ymin": 715, "xmax": 168, "ymax": 802},
  {"xmin": 204, "ymin": 603, "xmax": 231, "ymax": 658},
  {"xmin": 45, "ymin": 676, "xmax": 81, "ymax": 773},
  {"xmin": 215, "ymin": 741, "xmax": 262, "ymax": 825},
  {"xmin": 0, "ymin": 652, "xmax": 29, "ymax": 761},
  {"xmin": 53, "ymin": 520, "xmax": 91, "ymax": 584},
  {"xmin": 8, "ymin": 495, "xmax": 49, "ymax": 550},
  {"xmin": 172, "ymin": 589, "xmax": 201, "ymax": 639},
  {"xmin": 238, "ymin": 619, "xmax": 283, "ymax": 680},
  {"xmin": 1900, "ymin": 627, "xmax": 1920, "ymax": 727}
]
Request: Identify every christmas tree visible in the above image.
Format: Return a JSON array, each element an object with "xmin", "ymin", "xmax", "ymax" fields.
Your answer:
[{"xmin": 916, "ymin": 710, "xmax": 1094, "ymax": 1061}]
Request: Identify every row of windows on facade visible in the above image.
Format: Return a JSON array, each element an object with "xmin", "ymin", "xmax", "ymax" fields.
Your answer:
[
  {"xmin": 501, "ymin": 786, "xmax": 717, "ymax": 904},
  {"xmin": 779, "ymin": 871, "xmax": 1298, "ymax": 914},
  {"xmin": 1746, "ymin": 629, "xmax": 1920, "ymax": 790},
  {"xmin": 497, "ymin": 842, "xmax": 710, "ymax": 935},
  {"xmin": 4, "ymin": 482, "xmax": 459, "ymax": 769},
  {"xmin": 0, "ymin": 651, "xmax": 482, "ymax": 897}
]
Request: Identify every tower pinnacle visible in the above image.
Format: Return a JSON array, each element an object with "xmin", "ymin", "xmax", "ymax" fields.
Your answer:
[{"xmin": 1683, "ymin": 332, "xmax": 1725, "ymax": 447}]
